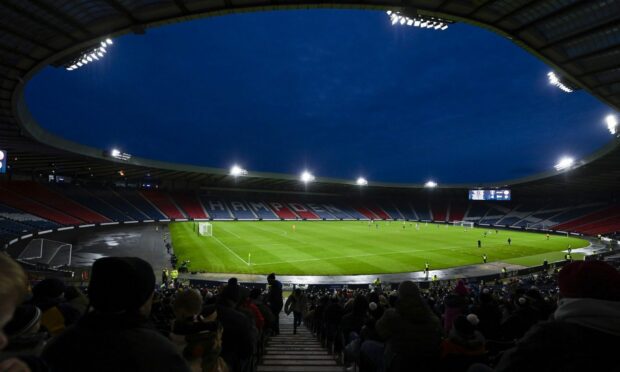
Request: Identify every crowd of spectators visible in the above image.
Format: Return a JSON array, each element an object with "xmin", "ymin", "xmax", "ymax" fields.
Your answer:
[{"xmin": 1, "ymin": 252, "xmax": 619, "ymax": 372}]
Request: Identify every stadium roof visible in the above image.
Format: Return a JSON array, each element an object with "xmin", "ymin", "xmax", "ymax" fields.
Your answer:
[{"xmin": 1, "ymin": 0, "xmax": 620, "ymax": 194}]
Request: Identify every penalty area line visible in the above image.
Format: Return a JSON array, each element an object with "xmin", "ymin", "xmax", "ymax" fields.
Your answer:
[{"xmin": 212, "ymin": 235, "xmax": 249, "ymax": 266}]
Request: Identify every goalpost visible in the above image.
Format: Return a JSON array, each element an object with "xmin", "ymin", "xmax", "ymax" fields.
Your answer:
[
  {"xmin": 18, "ymin": 238, "xmax": 73, "ymax": 268},
  {"xmin": 453, "ymin": 220, "xmax": 474, "ymax": 229},
  {"xmin": 197, "ymin": 222, "xmax": 213, "ymax": 237}
]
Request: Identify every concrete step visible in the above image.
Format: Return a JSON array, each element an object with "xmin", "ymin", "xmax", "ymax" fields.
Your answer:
[
  {"xmin": 262, "ymin": 360, "xmax": 338, "ymax": 366},
  {"xmin": 264, "ymin": 355, "xmax": 335, "ymax": 361},
  {"xmin": 258, "ymin": 367, "xmax": 343, "ymax": 372}
]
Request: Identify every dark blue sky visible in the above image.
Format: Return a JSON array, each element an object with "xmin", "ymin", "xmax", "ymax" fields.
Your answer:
[{"xmin": 26, "ymin": 9, "xmax": 613, "ymax": 184}]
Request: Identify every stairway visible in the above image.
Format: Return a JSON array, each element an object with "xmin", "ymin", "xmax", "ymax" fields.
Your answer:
[{"xmin": 258, "ymin": 313, "xmax": 342, "ymax": 372}]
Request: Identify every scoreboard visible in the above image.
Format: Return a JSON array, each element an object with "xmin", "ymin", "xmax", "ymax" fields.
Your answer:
[
  {"xmin": 0, "ymin": 150, "xmax": 5, "ymax": 174},
  {"xmin": 469, "ymin": 189, "xmax": 511, "ymax": 201}
]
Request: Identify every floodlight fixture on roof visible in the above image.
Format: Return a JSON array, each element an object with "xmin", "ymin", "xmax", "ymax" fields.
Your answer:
[
  {"xmin": 554, "ymin": 156, "xmax": 574, "ymax": 171},
  {"xmin": 386, "ymin": 11, "xmax": 453, "ymax": 31},
  {"xmin": 64, "ymin": 37, "xmax": 114, "ymax": 71},
  {"xmin": 425, "ymin": 180, "xmax": 438, "ymax": 188},
  {"xmin": 605, "ymin": 114, "xmax": 618, "ymax": 135},
  {"xmin": 356, "ymin": 177, "xmax": 368, "ymax": 186},
  {"xmin": 230, "ymin": 164, "xmax": 248, "ymax": 177},
  {"xmin": 547, "ymin": 72, "xmax": 576, "ymax": 93},
  {"xmin": 301, "ymin": 171, "xmax": 315, "ymax": 183},
  {"xmin": 110, "ymin": 148, "xmax": 131, "ymax": 161}
]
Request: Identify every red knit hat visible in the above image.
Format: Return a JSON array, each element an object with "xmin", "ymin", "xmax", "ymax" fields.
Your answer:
[{"xmin": 558, "ymin": 260, "xmax": 620, "ymax": 301}]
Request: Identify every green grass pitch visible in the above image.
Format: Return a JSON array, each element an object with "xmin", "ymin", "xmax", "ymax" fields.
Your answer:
[{"xmin": 169, "ymin": 221, "xmax": 589, "ymax": 276}]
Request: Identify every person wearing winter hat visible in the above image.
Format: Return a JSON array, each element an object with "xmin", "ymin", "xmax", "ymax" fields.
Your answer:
[
  {"xmin": 443, "ymin": 280, "xmax": 470, "ymax": 334},
  {"xmin": 363, "ymin": 280, "xmax": 443, "ymax": 372},
  {"xmin": 0, "ymin": 304, "xmax": 49, "ymax": 370},
  {"xmin": 42, "ymin": 256, "xmax": 190, "ymax": 372},
  {"xmin": 493, "ymin": 260, "xmax": 620, "ymax": 371},
  {"xmin": 440, "ymin": 313, "xmax": 487, "ymax": 369},
  {"xmin": 30, "ymin": 278, "xmax": 80, "ymax": 336},
  {"xmin": 0, "ymin": 253, "xmax": 32, "ymax": 372}
]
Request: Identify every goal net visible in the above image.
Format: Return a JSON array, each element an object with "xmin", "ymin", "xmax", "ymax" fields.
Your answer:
[
  {"xmin": 453, "ymin": 220, "xmax": 474, "ymax": 229},
  {"xmin": 17, "ymin": 238, "xmax": 72, "ymax": 268},
  {"xmin": 197, "ymin": 222, "xmax": 213, "ymax": 237}
]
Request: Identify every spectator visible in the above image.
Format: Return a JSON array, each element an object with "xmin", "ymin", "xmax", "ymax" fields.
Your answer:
[
  {"xmin": 284, "ymin": 288, "xmax": 307, "ymax": 334},
  {"xmin": 42, "ymin": 257, "xmax": 190, "ymax": 372},
  {"xmin": 441, "ymin": 314, "xmax": 486, "ymax": 370},
  {"xmin": 363, "ymin": 280, "xmax": 443, "ymax": 372},
  {"xmin": 63, "ymin": 286, "xmax": 89, "ymax": 316},
  {"xmin": 493, "ymin": 260, "xmax": 620, "ymax": 371},
  {"xmin": 30, "ymin": 278, "xmax": 80, "ymax": 336},
  {"xmin": 443, "ymin": 280, "xmax": 470, "ymax": 334},
  {"xmin": 172, "ymin": 289, "xmax": 225, "ymax": 372},
  {"xmin": 0, "ymin": 253, "xmax": 32, "ymax": 372},
  {"xmin": 266, "ymin": 273, "xmax": 283, "ymax": 335}
]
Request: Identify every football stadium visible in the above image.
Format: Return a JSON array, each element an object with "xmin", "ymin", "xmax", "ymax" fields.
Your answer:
[{"xmin": 1, "ymin": 1, "xmax": 620, "ymax": 372}]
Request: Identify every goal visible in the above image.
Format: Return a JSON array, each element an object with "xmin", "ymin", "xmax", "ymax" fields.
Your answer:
[
  {"xmin": 17, "ymin": 238, "xmax": 72, "ymax": 268},
  {"xmin": 453, "ymin": 220, "xmax": 474, "ymax": 229},
  {"xmin": 197, "ymin": 222, "xmax": 213, "ymax": 237}
]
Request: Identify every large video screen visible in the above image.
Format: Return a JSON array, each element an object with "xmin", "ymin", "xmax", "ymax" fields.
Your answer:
[
  {"xmin": 469, "ymin": 189, "xmax": 511, "ymax": 201},
  {"xmin": 0, "ymin": 150, "xmax": 5, "ymax": 174}
]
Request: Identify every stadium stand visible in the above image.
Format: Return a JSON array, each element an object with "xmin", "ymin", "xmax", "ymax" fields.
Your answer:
[
  {"xmin": 201, "ymin": 197, "xmax": 234, "ymax": 219},
  {"xmin": 226, "ymin": 200, "xmax": 258, "ymax": 220},
  {"xmin": 88, "ymin": 188, "xmax": 149, "ymax": 221},
  {"xmin": 0, "ymin": 203, "xmax": 58, "ymax": 231},
  {"xmin": 553, "ymin": 205, "xmax": 620, "ymax": 232},
  {"xmin": 366, "ymin": 203, "xmax": 390, "ymax": 220},
  {"xmin": 287, "ymin": 202, "xmax": 320, "ymax": 220},
  {"xmin": 141, "ymin": 190, "xmax": 185, "ymax": 219},
  {"xmin": 267, "ymin": 201, "xmax": 299, "ymax": 220},
  {"xmin": 51, "ymin": 184, "xmax": 131, "ymax": 222},
  {"xmin": 331, "ymin": 204, "xmax": 364, "ymax": 220},
  {"xmin": 0, "ymin": 187, "xmax": 83, "ymax": 225},
  {"xmin": 412, "ymin": 201, "xmax": 432, "ymax": 221},
  {"xmin": 379, "ymin": 201, "xmax": 404, "ymax": 220},
  {"xmin": 117, "ymin": 190, "xmax": 166, "ymax": 220},
  {"xmin": 448, "ymin": 201, "xmax": 467, "ymax": 222},
  {"xmin": 430, "ymin": 202, "xmax": 448, "ymax": 222},
  {"xmin": 353, "ymin": 205, "xmax": 379, "ymax": 220},
  {"xmin": 1, "ymin": 181, "xmax": 109, "ymax": 224},
  {"xmin": 394, "ymin": 202, "xmax": 418, "ymax": 221},
  {"xmin": 171, "ymin": 193, "xmax": 209, "ymax": 219},
  {"xmin": 305, "ymin": 202, "xmax": 338, "ymax": 220},
  {"xmin": 247, "ymin": 201, "xmax": 279, "ymax": 220}
]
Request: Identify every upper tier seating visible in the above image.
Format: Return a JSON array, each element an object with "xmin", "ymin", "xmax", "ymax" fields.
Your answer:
[
  {"xmin": 140, "ymin": 190, "xmax": 185, "ymax": 219},
  {"xmin": 431, "ymin": 202, "xmax": 448, "ymax": 222},
  {"xmin": 393, "ymin": 202, "xmax": 418, "ymax": 220},
  {"xmin": 89, "ymin": 188, "xmax": 148, "ymax": 221},
  {"xmin": 172, "ymin": 193, "xmax": 208, "ymax": 219},
  {"xmin": 201, "ymin": 198, "xmax": 234, "ymax": 219},
  {"xmin": 2, "ymin": 181, "xmax": 108, "ymax": 223},
  {"xmin": 332, "ymin": 204, "xmax": 364, "ymax": 219},
  {"xmin": 52, "ymin": 185, "xmax": 131, "ymax": 221},
  {"xmin": 286, "ymin": 202, "xmax": 320, "ymax": 219},
  {"xmin": 412, "ymin": 202, "xmax": 431, "ymax": 221},
  {"xmin": 0, "ymin": 203, "xmax": 58, "ymax": 231},
  {"xmin": 449, "ymin": 201, "xmax": 467, "ymax": 222},
  {"xmin": 304, "ymin": 203, "xmax": 337, "ymax": 220},
  {"xmin": 117, "ymin": 190, "xmax": 166, "ymax": 220},
  {"xmin": 379, "ymin": 202, "xmax": 404, "ymax": 220},
  {"xmin": 0, "ymin": 187, "xmax": 83, "ymax": 225},
  {"xmin": 226, "ymin": 200, "xmax": 257, "ymax": 220},
  {"xmin": 246, "ymin": 201, "xmax": 279, "ymax": 220},
  {"xmin": 353, "ymin": 206, "xmax": 379, "ymax": 220},
  {"xmin": 266, "ymin": 202, "xmax": 299, "ymax": 220}
]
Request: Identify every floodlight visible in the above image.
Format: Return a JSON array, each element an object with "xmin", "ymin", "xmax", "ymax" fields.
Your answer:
[
  {"xmin": 105, "ymin": 38, "xmax": 113, "ymax": 45},
  {"xmin": 425, "ymin": 180, "xmax": 438, "ymax": 188},
  {"xmin": 356, "ymin": 177, "xmax": 368, "ymax": 186},
  {"xmin": 386, "ymin": 10, "xmax": 392, "ymax": 15},
  {"xmin": 230, "ymin": 165, "xmax": 248, "ymax": 177},
  {"xmin": 111, "ymin": 149, "xmax": 121, "ymax": 158},
  {"xmin": 400, "ymin": 17, "xmax": 406, "ymax": 25},
  {"xmin": 554, "ymin": 157, "xmax": 574, "ymax": 171},
  {"xmin": 605, "ymin": 114, "xmax": 618, "ymax": 135},
  {"xmin": 301, "ymin": 171, "xmax": 315, "ymax": 183},
  {"xmin": 547, "ymin": 71, "xmax": 573, "ymax": 93},
  {"xmin": 101, "ymin": 41, "xmax": 107, "ymax": 47}
]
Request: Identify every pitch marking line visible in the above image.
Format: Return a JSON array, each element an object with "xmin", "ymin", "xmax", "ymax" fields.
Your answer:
[
  {"xmin": 217, "ymin": 224, "xmax": 242, "ymax": 239},
  {"xmin": 212, "ymin": 235, "xmax": 249, "ymax": 265}
]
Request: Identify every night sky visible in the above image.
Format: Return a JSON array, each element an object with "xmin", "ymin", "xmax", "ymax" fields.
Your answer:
[{"xmin": 26, "ymin": 9, "xmax": 613, "ymax": 184}]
